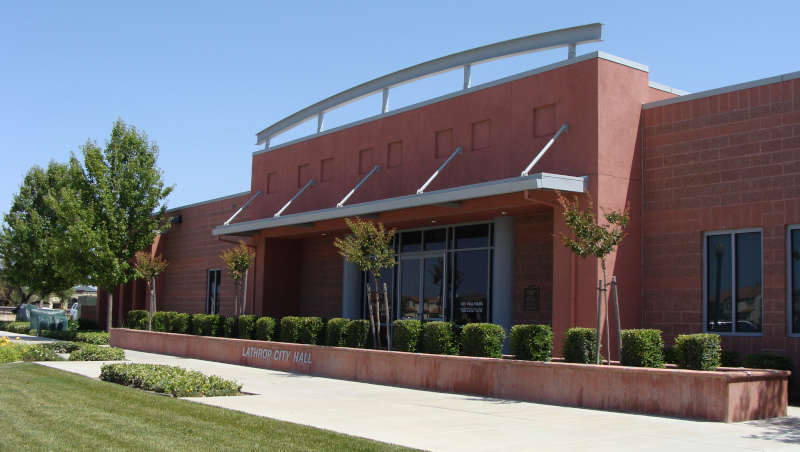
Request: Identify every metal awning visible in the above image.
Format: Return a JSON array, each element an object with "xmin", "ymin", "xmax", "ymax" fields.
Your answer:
[{"xmin": 213, "ymin": 172, "xmax": 586, "ymax": 236}]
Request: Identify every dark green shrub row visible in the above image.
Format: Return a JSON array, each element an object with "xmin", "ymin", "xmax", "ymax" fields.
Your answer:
[
  {"xmin": 325, "ymin": 318, "xmax": 350, "ymax": 347},
  {"xmin": 127, "ymin": 310, "xmax": 149, "ymax": 330},
  {"xmin": 510, "ymin": 324, "xmax": 552, "ymax": 361},
  {"xmin": 38, "ymin": 330, "xmax": 110, "ymax": 345},
  {"xmin": 343, "ymin": 320, "xmax": 370, "ymax": 348},
  {"xmin": 100, "ymin": 363, "xmax": 242, "ymax": 397},
  {"xmin": 192, "ymin": 314, "xmax": 222, "ymax": 337},
  {"xmin": 620, "ymin": 329, "xmax": 664, "ymax": 368},
  {"xmin": 5, "ymin": 322, "xmax": 32, "ymax": 335},
  {"xmin": 223, "ymin": 316, "xmax": 238, "ymax": 338},
  {"xmin": 675, "ymin": 333, "xmax": 721, "ymax": 371},
  {"xmin": 743, "ymin": 353, "xmax": 793, "ymax": 372},
  {"xmin": 69, "ymin": 344, "xmax": 125, "ymax": 361},
  {"xmin": 462, "ymin": 323, "xmax": 506, "ymax": 358},
  {"xmin": 393, "ymin": 320, "xmax": 423, "ymax": 352},
  {"xmin": 421, "ymin": 322, "xmax": 459, "ymax": 355},
  {"xmin": 562, "ymin": 328, "xmax": 597, "ymax": 364},
  {"xmin": 238, "ymin": 315, "xmax": 258, "ymax": 340},
  {"xmin": 255, "ymin": 316, "xmax": 277, "ymax": 341}
]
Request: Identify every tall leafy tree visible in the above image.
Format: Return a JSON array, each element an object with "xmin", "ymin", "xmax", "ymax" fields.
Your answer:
[
  {"xmin": 57, "ymin": 119, "xmax": 173, "ymax": 330},
  {"xmin": 0, "ymin": 162, "xmax": 82, "ymax": 305}
]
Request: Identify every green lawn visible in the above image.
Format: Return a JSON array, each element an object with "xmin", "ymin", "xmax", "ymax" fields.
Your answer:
[{"xmin": 0, "ymin": 363, "xmax": 420, "ymax": 451}]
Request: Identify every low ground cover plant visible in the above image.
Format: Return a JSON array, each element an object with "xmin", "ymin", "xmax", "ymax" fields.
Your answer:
[
  {"xmin": 38, "ymin": 330, "xmax": 110, "ymax": 345},
  {"xmin": 69, "ymin": 344, "xmax": 125, "ymax": 361},
  {"xmin": 100, "ymin": 363, "xmax": 242, "ymax": 397},
  {"xmin": 510, "ymin": 324, "xmax": 553, "ymax": 361},
  {"xmin": 5, "ymin": 322, "xmax": 31, "ymax": 335}
]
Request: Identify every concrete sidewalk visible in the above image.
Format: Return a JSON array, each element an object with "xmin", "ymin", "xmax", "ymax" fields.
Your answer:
[{"xmin": 22, "ymin": 341, "xmax": 798, "ymax": 452}]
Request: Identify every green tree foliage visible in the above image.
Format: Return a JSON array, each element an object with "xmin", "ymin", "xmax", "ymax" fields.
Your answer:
[
  {"xmin": 556, "ymin": 191, "xmax": 629, "ymax": 364},
  {"xmin": 333, "ymin": 217, "xmax": 396, "ymax": 349},
  {"xmin": 0, "ymin": 161, "xmax": 83, "ymax": 305},
  {"xmin": 133, "ymin": 251, "xmax": 168, "ymax": 331},
  {"xmin": 55, "ymin": 119, "xmax": 173, "ymax": 329},
  {"xmin": 220, "ymin": 241, "xmax": 255, "ymax": 317}
]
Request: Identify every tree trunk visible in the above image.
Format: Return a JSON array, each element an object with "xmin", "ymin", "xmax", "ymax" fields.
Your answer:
[
  {"xmin": 148, "ymin": 278, "xmax": 155, "ymax": 331},
  {"xmin": 365, "ymin": 284, "xmax": 378, "ymax": 349},
  {"xmin": 107, "ymin": 292, "xmax": 113, "ymax": 331},
  {"xmin": 383, "ymin": 282, "xmax": 391, "ymax": 351},
  {"xmin": 612, "ymin": 276, "xmax": 621, "ymax": 362},
  {"xmin": 595, "ymin": 279, "xmax": 602, "ymax": 365}
]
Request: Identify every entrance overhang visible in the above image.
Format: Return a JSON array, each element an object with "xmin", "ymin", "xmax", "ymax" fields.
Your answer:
[{"xmin": 213, "ymin": 172, "xmax": 586, "ymax": 237}]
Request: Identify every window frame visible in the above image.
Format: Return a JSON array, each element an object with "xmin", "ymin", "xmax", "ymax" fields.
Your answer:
[
  {"xmin": 787, "ymin": 225, "xmax": 800, "ymax": 337},
  {"xmin": 702, "ymin": 228, "xmax": 763, "ymax": 336}
]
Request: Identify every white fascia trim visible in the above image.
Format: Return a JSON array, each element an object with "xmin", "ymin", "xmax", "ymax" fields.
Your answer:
[
  {"xmin": 165, "ymin": 191, "xmax": 251, "ymax": 214},
  {"xmin": 213, "ymin": 173, "xmax": 585, "ymax": 235},
  {"xmin": 256, "ymin": 51, "xmax": 647, "ymax": 156},
  {"xmin": 649, "ymin": 81, "xmax": 690, "ymax": 96},
  {"xmin": 643, "ymin": 71, "xmax": 800, "ymax": 110}
]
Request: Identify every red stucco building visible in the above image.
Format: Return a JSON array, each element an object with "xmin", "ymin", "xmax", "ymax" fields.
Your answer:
[{"xmin": 101, "ymin": 24, "xmax": 800, "ymax": 388}]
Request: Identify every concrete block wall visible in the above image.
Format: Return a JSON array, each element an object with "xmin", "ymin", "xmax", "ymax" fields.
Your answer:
[{"xmin": 642, "ymin": 76, "xmax": 800, "ymax": 385}]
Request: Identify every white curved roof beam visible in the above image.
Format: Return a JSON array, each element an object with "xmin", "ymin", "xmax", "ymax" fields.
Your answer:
[{"xmin": 256, "ymin": 23, "xmax": 602, "ymax": 146}]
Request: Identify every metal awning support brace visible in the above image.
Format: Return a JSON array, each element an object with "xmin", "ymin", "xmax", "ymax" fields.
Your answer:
[
  {"xmin": 521, "ymin": 124, "xmax": 568, "ymax": 177},
  {"xmin": 338, "ymin": 166, "xmax": 381, "ymax": 207},
  {"xmin": 417, "ymin": 147, "xmax": 462, "ymax": 194},
  {"xmin": 224, "ymin": 190, "xmax": 263, "ymax": 225},
  {"xmin": 275, "ymin": 180, "xmax": 315, "ymax": 217}
]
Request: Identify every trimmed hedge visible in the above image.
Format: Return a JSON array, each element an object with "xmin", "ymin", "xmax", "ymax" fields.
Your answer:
[
  {"xmin": 69, "ymin": 344, "xmax": 125, "ymax": 361},
  {"xmin": 510, "ymin": 324, "xmax": 553, "ymax": 361},
  {"xmin": 663, "ymin": 346, "xmax": 680, "ymax": 365},
  {"xmin": 298, "ymin": 317, "xmax": 325, "ymax": 345},
  {"xmin": 721, "ymin": 351, "xmax": 740, "ymax": 367},
  {"xmin": 743, "ymin": 353, "xmax": 793, "ymax": 372},
  {"xmin": 562, "ymin": 327, "xmax": 598, "ymax": 364},
  {"xmin": 38, "ymin": 330, "xmax": 110, "ymax": 345},
  {"xmin": 192, "ymin": 314, "xmax": 221, "ymax": 337},
  {"xmin": 674, "ymin": 333, "xmax": 721, "ymax": 371},
  {"xmin": 461, "ymin": 323, "xmax": 506, "ymax": 358},
  {"xmin": 392, "ymin": 319, "xmax": 423, "ymax": 353},
  {"xmin": 238, "ymin": 315, "xmax": 258, "ymax": 340},
  {"xmin": 325, "ymin": 318, "xmax": 350, "ymax": 347},
  {"xmin": 171, "ymin": 313, "xmax": 191, "ymax": 334},
  {"xmin": 223, "ymin": 316, "xmax": 238, "ymax": 338},
  {"xmin": 343, "ymin": 319, "xmax": 370, "ymax": 349},
  {"xmin": 100, "ymin": 363, "xmax": 242, "ymax": 397},
  {"xmin": 127, "ymin": 310, "xmax": 149, "ymax": 330},
  {"xmin": 5, "ymin": 322, "xmax": 31, "ymax": 335},
  {"xmin": 620, "ymin": 329, "xmax": 664, "ymax": 368},
  {"xmin": 151, "ymin": 311, "xmax": 168, "ymax": 332},
  {"xmin": 255, "ymin": 316, "xmax": 277, "ymax": 341},
  {"xmin": 279, "ymin": 317, "xmax": 302, "ymax": 343},
  {"xmin": 421, "ymin": 322, "xmax": 459, "ymax": 355}
]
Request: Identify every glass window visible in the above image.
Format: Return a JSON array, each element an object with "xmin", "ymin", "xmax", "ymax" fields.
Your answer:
[
  {"xmin": 400, "ymin": 231, "xmax": 422, "ymax": 253},
  {"xmin": 454, "ymin": 224, "xmax": 489, "ymax": 249},
  {"xmin": 790, "ymin": 228, "xmax": 800, "ymax": 335},
  {"xmin": 706, "ymin": 231, "xmax": 762, "ymax": 334},
  {"xmin": 424, "ymin": 228, "xmax": 446, "ymax": 251},
  {"xmin": 451, "ymin": 250, "xmax": 489, "ymax": 324}
]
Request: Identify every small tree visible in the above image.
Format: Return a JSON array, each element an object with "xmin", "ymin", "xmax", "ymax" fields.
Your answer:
[
  {"xmin": 556, "ymin": 191, "xmax": 629, "ymax": 364},
  {"xmin": 133, "ymin": 251, "xmax": 168, "ymax": 331},
  {"xmin": 220, "ymin": 241, "xmax": 255, "ymax": 317},
  {"xmin": 333, "ymin": 217, "xmax": 396, "ymax": 349}
]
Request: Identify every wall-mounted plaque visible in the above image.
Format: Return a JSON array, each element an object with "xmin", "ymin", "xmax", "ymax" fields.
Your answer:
[{"xmin": 523, "ymin": 284, "xmax": 539, "ymax": 312}]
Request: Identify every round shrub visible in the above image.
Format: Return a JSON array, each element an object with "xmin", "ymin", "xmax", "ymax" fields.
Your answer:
[
  {"xmin": 171, "ymin": 313, "xmax": 191, "ymax": 334},
  {"xmin": 510, "ymin": 324, "xmax": 553, "ymax": 361},
  {"xmin": 151, "ymin": 311, "xmax": 168, "ymax": 332},
  {"xmin": 461, "ymin": 323, "xmax": 506, "ymax": 358},
  {"xmin": 280, "ymin": 317, "xmax": 302, "ymax": 343},
  {"xmin": 392, "ymin": 319, "xmax": 423, "ymax": 352},
  {"xmin": 620, "ymin": 329, "xmax": 664, "ymax": 368},
  {"xmin": 325, "ymin": 318, "xmax": 350, "ymax": 347},
  {"xmin": 674, "ymin": 333, "xmax": 720, "ymax": 371},
  {"xmin": 255, "ymin": 316, "xmax": 277, "ymax": 341},
  {"xmin": 421, "ymin": 322, "xmax": 459, "ymax": 355},
  {"xmin": 561, "ymin": 327, "xmax": 598, "ymax": 364},
  {"xmin": 343, "ymin": 319, "xmax": 370, "ymax": 349},
  {"xmin": 127, "ymin": 310, "xmax": 149, "ymax": 330},
  {"xmin": 237, "ymin": 315, "xmax": 258, "ymax": 340},
  {"xmin": 223, "ymin": 316, "xmax": 238, "ymax": 338},
  {"xmin": 298, "ymin": 317, "xmax": 325, "ymax": 345}
]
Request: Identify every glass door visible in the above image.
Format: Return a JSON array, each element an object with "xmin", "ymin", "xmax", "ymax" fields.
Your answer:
[{"xmin": 399, "ymin": 254, "xmax": 446, "ymax": 321}]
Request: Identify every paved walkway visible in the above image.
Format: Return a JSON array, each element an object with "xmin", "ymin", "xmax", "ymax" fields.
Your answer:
[{"xmin": 4, "ymin": 331, "xmax": 800, "ymax": 451}]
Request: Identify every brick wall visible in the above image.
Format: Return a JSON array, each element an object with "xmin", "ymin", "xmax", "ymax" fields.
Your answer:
[
  {"xmin": 299, "ymin": 236, "xmax": 344, "ymax": 318},
  {"xmin": 513, "ymin": 212, "xmax": 554, "ymax": 325},
  {"xmin": 642, "ymin": 77, "xmax": 800, "ymax": 385}
]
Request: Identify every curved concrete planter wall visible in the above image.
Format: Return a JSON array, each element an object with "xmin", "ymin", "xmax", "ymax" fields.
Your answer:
[{"xmin": 111, "ymin": 328, "xmax": 788, "ymax": 422}]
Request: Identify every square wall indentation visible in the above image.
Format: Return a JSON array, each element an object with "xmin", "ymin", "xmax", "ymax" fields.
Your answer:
[
  {"xmin": 472, "ymin": 119, "xmax": 491, "ymax": 151},
  {"xmin": 267, "ymin": 172, "xmax": 278, "ymax": 194},
  {"xmin": 297, "ymin": 164, "xmax": 310, "ymax": 187},
  {"xmin": 534, "ymin": 104, "xmax": 556, "ymax": 138},
  {"xmin": 359, "ymin": 148, "xmax": 373, "ymax": 174},
  {"xmin": 436, "ymin": 128, "xmax": 453, "ymax": 158},
  {"xmin": 321, "ymin": 158, "xmax": 333, "ymax": 182},
  {"xmin": 388, "ymin": 141, "xmax": 403, "ymax": 168}
]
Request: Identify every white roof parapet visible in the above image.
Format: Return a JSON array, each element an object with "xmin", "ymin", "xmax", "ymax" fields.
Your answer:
[
  {"xmin": 213, "ymin": 172, "xmax": 586, "ymax": 236},
  {"xmin": 255, "ymin": 23, "xmax": 603, "ymax": 147}
]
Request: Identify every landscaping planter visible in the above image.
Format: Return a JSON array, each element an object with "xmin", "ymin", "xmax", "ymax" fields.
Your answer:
[{"xmin": 111, "ymin": 328, "xmax": 789, "ymax": 422}]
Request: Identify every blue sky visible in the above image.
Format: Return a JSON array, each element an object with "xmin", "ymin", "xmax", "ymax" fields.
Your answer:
[{"xmin": 1, "ymin": 1, "xmax": 799, "ymax": 215}]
